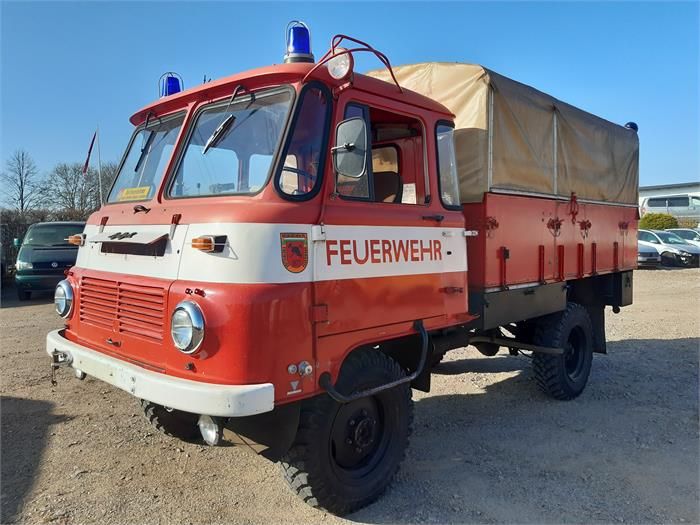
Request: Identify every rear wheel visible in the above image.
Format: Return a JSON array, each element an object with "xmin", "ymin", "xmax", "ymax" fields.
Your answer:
[
  {"xmin": 141, "ymin": 400, "xmax": 200, "ymax": 442},
  {"xmin": 532, "ymin": 303, "xmax": 593, "ymax": 400},
  {"xmin": 280, "ymin": 350, "xmax": 413, "ymax": 515}
]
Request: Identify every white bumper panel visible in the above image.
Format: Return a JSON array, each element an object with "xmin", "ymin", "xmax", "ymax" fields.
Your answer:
[{"xmin": 46, "ymin": 330, "xmax": 274, "ymax": 417}]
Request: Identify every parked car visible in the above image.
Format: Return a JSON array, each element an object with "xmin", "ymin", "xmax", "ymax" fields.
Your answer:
[
  {"xmin": 14, "ymin": 221, "xmax": 85, "ymax": 300},
  {"xmin": 638, "ymin": 229, "xmax": 700, "ymax": 267},
  {"xmin": 667, "ymin": 228, "xmax": 700, "ymax": 248},
  {"xmin": 637, "ymin": 241, "xmax": 661, "ymax": 268},
  {"xmin": 639, "ymin": 194, "xmax": 700, "ymax": 220}
]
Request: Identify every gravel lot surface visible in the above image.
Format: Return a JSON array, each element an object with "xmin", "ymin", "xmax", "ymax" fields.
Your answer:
[{"xmin": 1, "ymin": 268, "xmax": 698, "ymax": 524}]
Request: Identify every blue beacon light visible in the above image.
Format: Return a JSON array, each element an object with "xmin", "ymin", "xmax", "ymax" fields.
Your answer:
[
  {"xmin": 159, "ymin": 72, "xmax": 183, "ymax": 97},
  {"xmin": 284, "ymin": 21, "xmax": 314, "ymax": 64}
]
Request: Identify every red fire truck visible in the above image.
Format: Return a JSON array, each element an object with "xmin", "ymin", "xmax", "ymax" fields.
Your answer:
[{"xmin": 48, "ymin": 23, "xmax": 638, "ymax": 515}]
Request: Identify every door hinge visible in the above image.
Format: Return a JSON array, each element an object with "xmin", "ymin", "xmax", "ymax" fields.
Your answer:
[
  {"xmin": 311, "ymin": 304, "xmax": 328, "ymax": 324},
  {"xmin": 311, "ymin": 224, "xmax": 326, "ymax": 242}
]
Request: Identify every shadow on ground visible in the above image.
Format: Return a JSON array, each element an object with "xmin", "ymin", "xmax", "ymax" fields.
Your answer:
[
  {"xmin": 0, "ymin": 281, "xmax": 53, "ymax": 308},
  {"xmin": 347, "ymin": 337, "xmax": 699, "ymax": 524},
  {"xmin": 0, "ymin": 397, "xmax": 72, "ymax": 523}
]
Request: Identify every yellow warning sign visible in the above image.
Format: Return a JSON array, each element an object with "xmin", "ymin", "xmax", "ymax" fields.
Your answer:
[{"xmin": 117, "ymin": 186, "xmax": 151, "ymax": 202}]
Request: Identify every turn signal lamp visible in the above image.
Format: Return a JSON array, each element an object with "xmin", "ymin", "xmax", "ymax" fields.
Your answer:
[
  {"xmin": 67, "ymin": 234, "xmax": 85, "ymax": 246},
  {"xmin": 284, "ymin": 21, "xmax": 314, "ymax": 63},
  {"xmin": 159, "ymin": 72, "xmax": 183, "ymax": 97},
  {"xmin": 191, "ymin": 236, "xmax": 216, "ymax": 252},
  {"xmin": 326, "ymin": 48, "xmax": 354, "ymax": 80}
]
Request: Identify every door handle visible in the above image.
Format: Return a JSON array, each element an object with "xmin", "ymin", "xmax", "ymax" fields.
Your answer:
[{"xmin": 422, "ymin": 214, "xmax": 445, "ymax": 223}]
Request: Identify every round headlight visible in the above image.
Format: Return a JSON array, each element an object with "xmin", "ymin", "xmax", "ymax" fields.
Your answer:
[
  {"xmin": 326, "ymin": 48, "xmax": 353, "ymax": 80},
  {"xmin": 170, "ymin": 301, "xmax": 204, "ymax": 354},
  {"xmin": 54, "ymin": 280, "xmax": 74, "ymax": 319}
]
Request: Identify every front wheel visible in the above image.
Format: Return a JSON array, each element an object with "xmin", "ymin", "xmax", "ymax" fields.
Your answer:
[
  {"xmin": 280, "ymin": 350, "xmax": 413, "ymax": 515},
  {"xmin": 660, "ymin": 251, "xmax": 679, "ymax": 267},
  {"xmin": 532, "ymin": 303, "xmax": 593, "ymax": 400},
  {"xmin": 17, "ymin": 288, "xmax": 30, "ymax": 301}
]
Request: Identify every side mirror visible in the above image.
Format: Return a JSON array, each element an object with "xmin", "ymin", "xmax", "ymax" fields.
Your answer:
[
  {"xmin": 332, "ymin": 117, "xmax": 367, "ymax": 179},
  {"xmin": 13, "ymin": 238, "xmax": 21, "ymax": 248}
]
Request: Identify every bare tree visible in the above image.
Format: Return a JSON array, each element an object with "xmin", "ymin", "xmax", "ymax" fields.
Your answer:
[
  {"xmin": 43, "ymin": 163, "xmax": 96, "ymax": 219},
  {"xmin": 98, "ymin": 161, "xmax": 119, "ymax": 202},
  {"xmin": 42, "ymin": 161, "xmax": 119, "ymax": 220},
  {"xmin": 0, "ymin": 150, "xmax": 44, "ymax": 213}
]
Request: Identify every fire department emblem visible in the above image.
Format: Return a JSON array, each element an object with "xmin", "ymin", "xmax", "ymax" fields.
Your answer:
[{"xmin": 280, "ymin": 233, "xmax": 308, "ymax": 273}]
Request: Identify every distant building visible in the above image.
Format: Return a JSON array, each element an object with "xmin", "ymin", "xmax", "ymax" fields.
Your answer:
[{"xmin": 639, "ymin": 182, "xmax": 700, "ymax": 201}]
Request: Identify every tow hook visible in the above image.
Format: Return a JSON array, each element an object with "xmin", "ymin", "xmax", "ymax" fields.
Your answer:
[{"xmin": 50, "ymin": 350, "xmax": 72, "ymax": 386}]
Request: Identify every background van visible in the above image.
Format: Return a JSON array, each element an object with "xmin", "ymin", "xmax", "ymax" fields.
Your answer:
[{"xmin": 640, "ymin": 193, "xmax": 700, "ymax": 221}]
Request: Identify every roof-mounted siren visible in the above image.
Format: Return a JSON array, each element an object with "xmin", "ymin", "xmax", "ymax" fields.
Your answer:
[
  {"xmin": 159, "ymin": 72, "xmax": 183, "ymax": 97},
  {"xmin": 284, "ymin": 21, "xmax": 314, "ymax": 63},
  {"xmin": 625, "ymin": 122, "xmax": 639, "ymax": 133}
]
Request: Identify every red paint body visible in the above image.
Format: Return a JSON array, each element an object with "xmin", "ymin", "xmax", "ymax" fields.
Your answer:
[
  {"xmin": 463, "ymin": 193, "xmax": 637, "ymax": 292},
  {"xmin": 64, "ymin": 62, "xmax": 637, "ymax": 408}
]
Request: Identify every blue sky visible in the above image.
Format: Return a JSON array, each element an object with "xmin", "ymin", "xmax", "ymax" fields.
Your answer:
[{"xmin": 1, "ymin": 1, "xmax": 698, "ymax": 186}]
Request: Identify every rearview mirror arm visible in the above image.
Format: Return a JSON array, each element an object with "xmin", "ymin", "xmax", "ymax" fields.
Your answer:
[{"xmin": 331, "ymin": 142, "xmax": 355, "ymax": 153}]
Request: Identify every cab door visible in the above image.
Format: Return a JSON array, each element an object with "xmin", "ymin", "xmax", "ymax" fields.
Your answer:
[{"xmin": 312, "ymin": 93, "xmax": 467, "ymax": 338}]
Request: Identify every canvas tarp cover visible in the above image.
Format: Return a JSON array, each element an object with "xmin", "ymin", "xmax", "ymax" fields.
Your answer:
[{"xmin": 367, "ymin": 63, "xmax": 639, "ymax": 204}]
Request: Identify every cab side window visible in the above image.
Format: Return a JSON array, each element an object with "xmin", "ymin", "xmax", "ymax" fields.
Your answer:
[
  {"xmin": 276, "ymin": 85, "xmax": 330, "ymax": 198},
  {"xmin": 336, "ymin": 103, "xmax": 425, "ymax": 205}
]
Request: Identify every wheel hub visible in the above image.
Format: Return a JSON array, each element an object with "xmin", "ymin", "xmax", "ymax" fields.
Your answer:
[
  {"xmin": 331, "ymin": 399, "xmax": 383, "ymax": 469},
  {"xmin": 351, "ymin": 411, "xmax": 377, "ymax": 450}
]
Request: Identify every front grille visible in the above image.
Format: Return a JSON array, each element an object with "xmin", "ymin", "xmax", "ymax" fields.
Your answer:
[
  {"xmin": 639, "ymin": 252, "xmax": 657, "ymax": 258},
  {"xmin": 80, "ymin": 276, "xmax": 166, "ymax": 341}
]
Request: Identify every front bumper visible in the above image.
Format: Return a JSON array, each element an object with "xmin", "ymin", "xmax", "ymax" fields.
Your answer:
[
  {"xmin": 46, "ymin": 329, "xmax": 274, "ymax": 417},
  {"xmin": 16, "ymin": 273, "xmax": 64, "ymax": 291},
  {"xmin": 637, "ymin": 256, "xmax": 660, "ymax": 267}
]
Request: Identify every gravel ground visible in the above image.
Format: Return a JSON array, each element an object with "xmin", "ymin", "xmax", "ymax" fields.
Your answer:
[{"xmin": 1, "ymin": 268, "xmax": 698, "ymax": 524}]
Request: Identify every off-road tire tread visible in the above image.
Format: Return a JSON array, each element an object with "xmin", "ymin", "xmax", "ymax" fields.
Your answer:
[
  {"xmin": 140, "ymin": 400, "xmax": 200, "ymax": 442},
  {"xmin": 280, "ymin": 350, "xmax": 413, "ymax": 515},
  {"xmin": 532, "ymin": 302, "xmax": 592, "ymax": 401}
]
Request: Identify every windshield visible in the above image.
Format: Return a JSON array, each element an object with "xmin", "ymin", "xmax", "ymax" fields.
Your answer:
[
  {"xmin": 107, "ymin": 113, "xmax": 185, "ymax": 203},
  {"xmin": 673, "ymin": 229, "xmax": 700, "ymax": 241},
  {"xmin": 656, "ymin": 232, "xmax": 687, "ymax": 244},
  {"xmin": 23, "ymin": 224, "xmax": 84, "ymax": 246},
  {"xmin": 168, "ymin": 87, "xmax": 293, "ymax": 198}
]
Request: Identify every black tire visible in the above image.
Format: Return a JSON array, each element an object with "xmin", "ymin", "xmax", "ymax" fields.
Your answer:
[
  {"xmin": 660, "ymin": 251, "xmax": 678, "ymax": 267},
  {"xmin": 280, "ymin": 350, "xmax": 413, "ymax": 515},
  {"xmin": 17, "ymin": 288, "xmax": 30, "ymax": 301},
  {"xmin": 532, "ymin": 303, "xmax": 593, "ymax": 400},
  {"xmin": 140, "ymin": 400, "xmax": 200, "ymax": 442}
]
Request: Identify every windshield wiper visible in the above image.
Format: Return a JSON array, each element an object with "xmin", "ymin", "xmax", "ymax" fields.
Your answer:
[
  {"xmin": 134, "ymin": 130, "xmax": 156, "ymax": 173},
  {"xmin": 202, "ymin": 84, "xmax": 246, "ymax": 156},
  {"xmin": 202, "ymin": 115, "xmax": 236, "ymax": 155}
]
